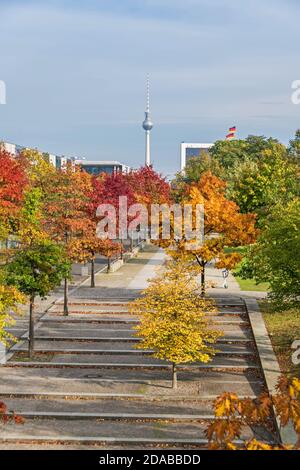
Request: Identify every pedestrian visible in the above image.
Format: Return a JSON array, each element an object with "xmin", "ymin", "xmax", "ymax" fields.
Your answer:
[{"xmin": 222, "ymin": 268, "xmax": 229, "ymax": 289}]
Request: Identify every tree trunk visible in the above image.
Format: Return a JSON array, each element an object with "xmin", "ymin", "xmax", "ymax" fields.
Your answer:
[
  {"xmin": 28, "ymin": 295, "xmax": 35, "ymax": 358},
  {"xmin": 172, "ymin": 363, "xmax": 178, "ymax": 389},
  {"xmin": 63, "ymin": 277, "xmax": 69, "ymax": 316},
  {"xmin": 91, "ymin": 259, "xmax": 95, "ymax": 288},
  {"xmin": 195, "ymin": 255, "xmax": 206, "ymax": 297},
  {"xmin": 63, "ymin": 231, "xmax": 69, "ymax": 315},
  {"xmin": 200, "ymin": 268, "xmax": 205, "ymax": 297},
  {"xmin": 107, "ymin": 257, "xmax": 111, "ymax": 272}
]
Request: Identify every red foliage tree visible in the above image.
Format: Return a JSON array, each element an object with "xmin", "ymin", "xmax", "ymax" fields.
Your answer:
[
  {"xmin": 127, "ymin": 166, "xmax": 171, "ymax": 205},
  {"xmin": 89, "ymin": 172, "xmax": 137, "ymax": 246},
  {"xmin": 0, "ymin": 148, "xmax": 28, "ymax": 234}
]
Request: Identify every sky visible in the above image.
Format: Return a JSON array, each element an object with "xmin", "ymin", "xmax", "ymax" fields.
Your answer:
[{"xmin": 0, "ymin": 0, "xmax": 300, "ymax": 176}]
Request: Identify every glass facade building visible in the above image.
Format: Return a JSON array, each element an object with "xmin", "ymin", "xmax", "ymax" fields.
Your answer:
[
  {"xmin": 76, "ymin": 161, "xmax": 131, "ymax": 176},
  {"xmin": 180, "ymin": 142, "xmax": 214, "ymax": 171}
]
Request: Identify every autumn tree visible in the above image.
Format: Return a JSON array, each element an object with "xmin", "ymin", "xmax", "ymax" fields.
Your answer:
[
  {"xmin": 3, "ymin": 183, "xmax": 70, "ymax": 356},
  {"xmin": 0, "ymin": 401, "xmax": 24, "ymax": 425},
  {"xmin": 68, "ymin": 235, "xmax": 122, "ymax": 287},
  {"xmin": 127, "ymin": 166, "xmax": 171, "ymax": 206},
  {"xmin": 43, "ymin": 164, "xmax": 92, "ymax": 314},
  {"xmin": 130, "ymin": 264, "xmax": 222, "ymax": 388},
  {"xmin": 174, "ymin": 157, "xmax": 224, "ymax": 201},
  {"xmin": 206, "ymin": 376, "xmax": 300, "ymax": 450},
  {"xmin": 0, "ymin": 147, "xmax": 28, "ymax": 241},
  {"xmin": 16, "ymin": 148, "xmax": 56, "ymax": 191},
  {"xmin": 174, "ymin": 136, "xmax": 299, "ymax": 224},
  {"xmin": 160, "ymin": 172, "xmax": 257, "ymax": 294},
  {"xmin": 94, "ymin": 171, "xmax": 137, "ymax": 215},
  {"xmin": 98, "ymin": 238, "xmax": 122, "ymax": 272},
  {"xmin": 0, "ymin": 281, "xmax": 26, "ymax": 348},
  {"xmin": 4, "ymin": 240, "xmax": 70, "ymax": 357}
]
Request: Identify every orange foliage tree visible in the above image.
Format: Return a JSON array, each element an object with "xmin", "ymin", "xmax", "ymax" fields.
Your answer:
[
  {"xmin": 206, "ymin": 376, "xmax": 300, "ymax": 450},
  {"xmin": 68, "ymin": 234, "xmax": 122, "ymax": 287},
  {"xmin": 43, "ymin": 164, "xmax": 92, "ymax": 314},
  {"xmin": 159, "ymin": 172, "xmax": 257, "ymax": 294}
]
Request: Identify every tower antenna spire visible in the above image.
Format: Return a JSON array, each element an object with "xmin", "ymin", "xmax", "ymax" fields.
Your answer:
[
  {"xmin": 146, "ymin": 74, "xmax": 150, "ymax": 112},
  {"xmin": 142, "ymin": 75, "xmax": 153, "ymax": 166}
]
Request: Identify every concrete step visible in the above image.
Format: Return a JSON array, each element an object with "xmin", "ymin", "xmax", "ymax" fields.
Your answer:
[
  {"xmin": 41, "ymin": 316, "xmax": 248, "ymax": 325},
  {"xmin": 51, "ymin": 307, "xmax": 130, "ymax": 314},
  {"xmin": 12, "ymin": 341, "xmax": 255, "ymax": 355},
  {"xmin": 34, "ymin": 322, "xmax": 252, "ymax": 333},
  {"xmin": 0, "ymin": 418, "xmax": 269, "ymax": 444},
  {"xmin": 58, "ymin": 298, "xmax": 138, "ymax": 303},
  {"xmin": 41, "ymin": 317, "xmax": 139, "ymax": 325},
  {"xmin": 0, "ymin": 369, "xmax": 263, "ymax": 396},
  {"xmin": 6, "ymin": 353, "xmax": 259, "ymax": 369},
  {"xmin": 0, "ymin": 391, "xmax": 260, "ymax": 401},
  {"xmin": 35, "ymin": 325, "xmax": 136, "ymax": 333},
  {"xmin": 0, "ymin": 435, "xmax": 224, "ymax": 449},
  {"xmin": 56, "ymin": 301, "xmax": 132, "ymax": 306},
  {"xmin": 8, "ymin": 411, "xmax": 216, "ymax": 421},
  {"xmin": 18, "ymin": 335, "xmax": 254, "ymax": 343},
  {"xmin": 4, "ymin": 397, "xmax": 218, "ymax": 417}
]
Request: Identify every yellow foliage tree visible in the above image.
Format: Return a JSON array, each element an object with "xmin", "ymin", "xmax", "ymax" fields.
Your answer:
[
  {"xmin": 130, "ymin": 266, "xmax": 222, "ymax": 388},
  {"xmin": 17, "ymin": 149, "xmax": 56, "ymax": 188},
  {"xmin": 0, "ymin": 283, "xmax": 26, "ymax": 347}
]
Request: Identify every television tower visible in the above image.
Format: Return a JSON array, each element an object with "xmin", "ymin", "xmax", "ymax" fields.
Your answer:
[{"xmin": 142, "ymin": 76, "xmax": 153, "ymax": 166}]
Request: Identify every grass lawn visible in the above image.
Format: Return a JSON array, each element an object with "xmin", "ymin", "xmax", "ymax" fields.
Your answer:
[
  {"xmin": 233, "ymin": 275, "xmax": 269, "ymax": 292},
  {"xmin": 224, "ymin": 246, "xmax": 269, "ymax": 291},
  {"xmin": 260, "ymin": 300, "xmax": 300, "ymax": 377}
]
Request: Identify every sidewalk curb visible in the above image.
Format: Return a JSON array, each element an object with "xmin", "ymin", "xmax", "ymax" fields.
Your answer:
[{"xmin": 244, "ymin": 298, "xmax": 297, "ymax": 446}]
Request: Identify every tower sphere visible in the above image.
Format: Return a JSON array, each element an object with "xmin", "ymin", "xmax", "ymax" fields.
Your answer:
[{"xmin": 143, "ymin": 112, "xmax": 153, "ymax": 131}]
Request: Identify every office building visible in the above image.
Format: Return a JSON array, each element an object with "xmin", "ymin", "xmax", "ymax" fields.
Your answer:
[{"xmin": 180, "ymin": 142, "xmax": 213, "ymax": 171}]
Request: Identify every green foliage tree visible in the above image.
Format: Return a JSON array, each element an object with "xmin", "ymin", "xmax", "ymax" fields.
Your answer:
[
  {"xmin": 209, "ymin": 135, "xmax": 278, "ymax": 170},
  {"xmin": 4, "ymin": 240, "xmax": 70, "ymax": 357},
  {"xmin": 288, "ymin": 129, "xmax": 300, "ymax": 162},
  {"xmin": 172, "ymin": 153, "xmax": 224, "ymax": 201},
  {"xmin": 227, "ymin": 143, "xmax": 299, "ymax": 221},
  {"xmin": 238, "ymin": 199, "xmax": 300, "ymax": 309}
]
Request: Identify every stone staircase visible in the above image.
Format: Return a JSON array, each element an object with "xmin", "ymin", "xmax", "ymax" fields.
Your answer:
[{"xmin": 0, "ymin": 296, "xmax": 276, "ymax": 449}]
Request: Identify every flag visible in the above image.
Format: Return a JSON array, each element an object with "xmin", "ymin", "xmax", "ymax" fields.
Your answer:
[
  {"xmin": 229, "ymin": 126, "xmax": 236, "ymax": 132},
  {"xmin": 226, "ymin": 133, "xmax": 235, "ymax": 140}
]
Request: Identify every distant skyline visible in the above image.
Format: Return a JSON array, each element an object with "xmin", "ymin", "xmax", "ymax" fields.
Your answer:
[{"xmin": 1, "ymin": 0, "xmax": 300, "ymax": 176}]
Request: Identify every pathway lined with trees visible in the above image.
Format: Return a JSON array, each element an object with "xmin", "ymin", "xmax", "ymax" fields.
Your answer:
[
  {"xmin": 0, "ymin": 245, "xmax": 277, "ymax": 449},
  {"xmin": 1, "ymin": 131, "xmax": 299, "ymax": 449}
]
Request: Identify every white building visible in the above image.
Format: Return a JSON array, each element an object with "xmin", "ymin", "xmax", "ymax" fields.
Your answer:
[
  {"xmin": 180, "ymin": 142, "xmax": 213, "ymax": 171},
  {"xmin": 1, "ymin": 140, "xmax": 131, "ymax": 175},
  {"xmin": 2, "ymin": 141, "xmax": 17, "ymax": 155},
  {"xmin": 1, "ymin": 140, "xmax": 75, "ymax": 169}
]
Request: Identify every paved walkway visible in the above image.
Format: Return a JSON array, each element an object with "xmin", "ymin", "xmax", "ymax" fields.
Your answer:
[
  {"xmin": 0, "ymin": 246, "xmax": 277, "ymax": 449},
  {"xmin": 205, "ymin": 263, "xmax": 268, "ymax": 300}
]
